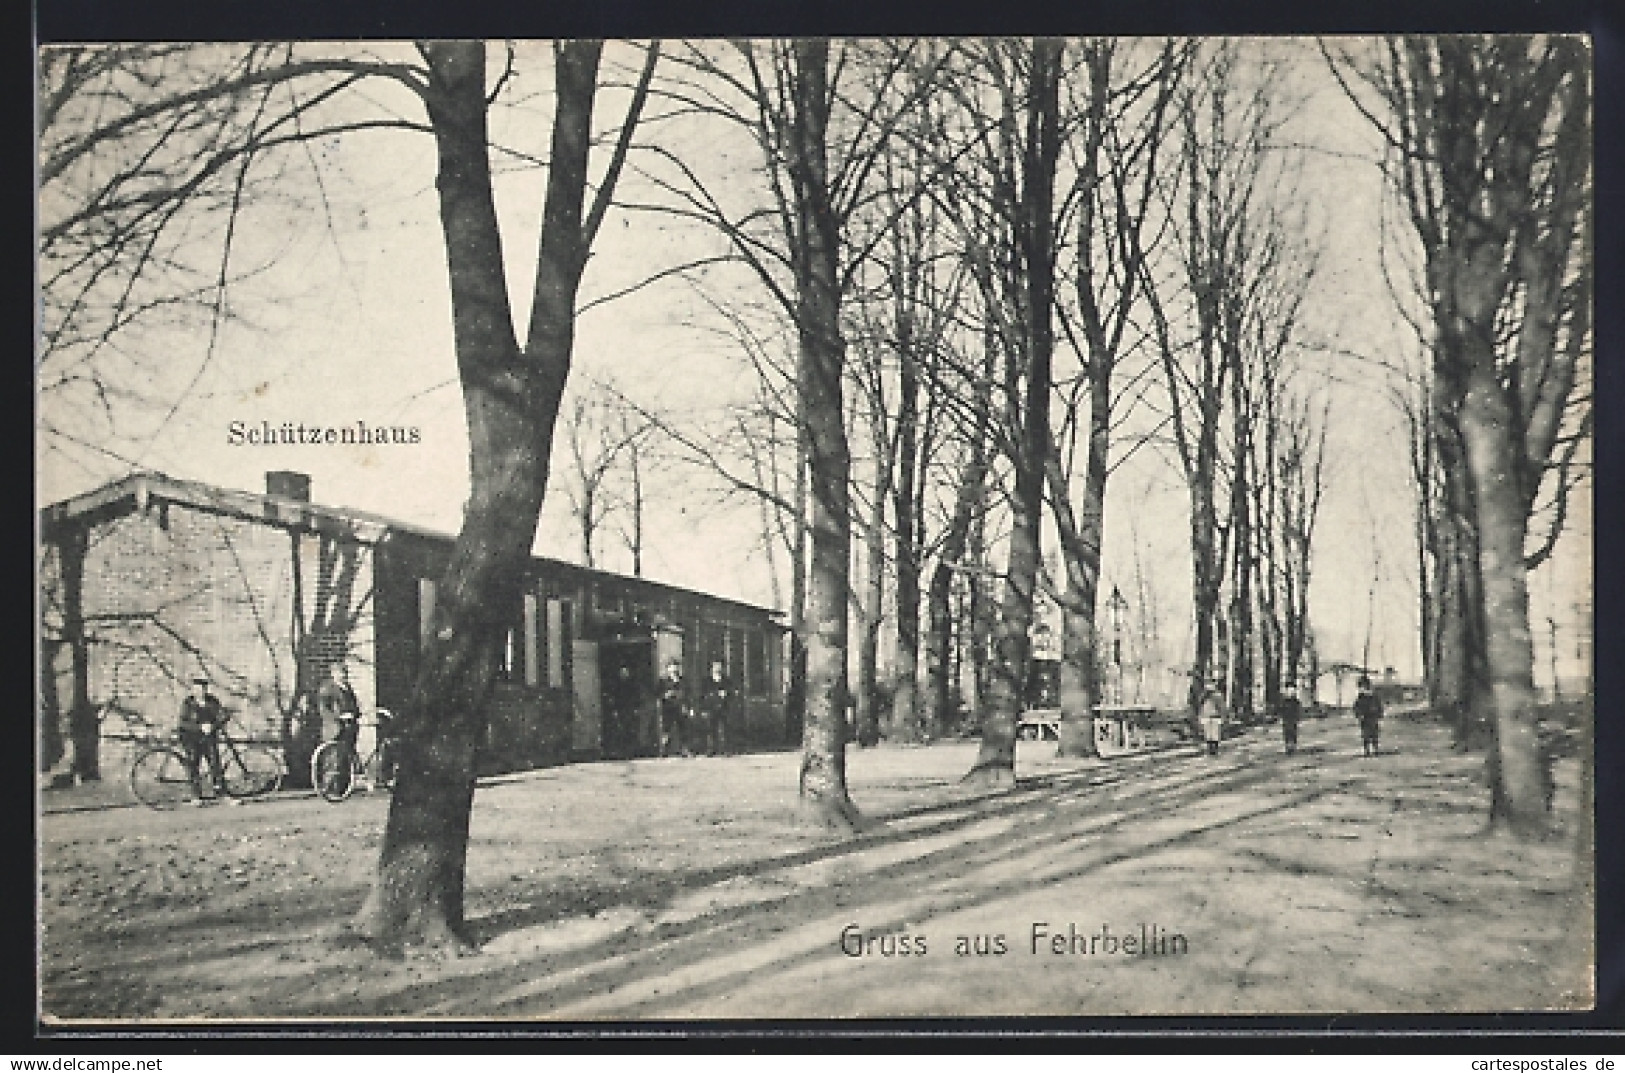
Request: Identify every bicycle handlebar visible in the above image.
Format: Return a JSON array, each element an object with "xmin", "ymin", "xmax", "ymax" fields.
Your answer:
[{"xmin": 334, "ymin": 708, "xmax": 394, "ymax": 723}]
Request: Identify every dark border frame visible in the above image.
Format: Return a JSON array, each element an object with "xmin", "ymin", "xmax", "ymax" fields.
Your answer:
[{"xmin": 25, "ymin": 0, "xmax": 1623, "ymax": 1050}]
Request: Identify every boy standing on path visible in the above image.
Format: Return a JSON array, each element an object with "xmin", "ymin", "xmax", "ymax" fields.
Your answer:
[
  {"xmin": 1277, "ymin": 685, "xmax": 1303, "ymax": 755},
  {"xmin": 1200, "ymin": 684, "xmax": 1226, "ymax": 756},
  {"xmin": 1354, "ymin": 675, "xmax": 1383, "ymax": 756}
]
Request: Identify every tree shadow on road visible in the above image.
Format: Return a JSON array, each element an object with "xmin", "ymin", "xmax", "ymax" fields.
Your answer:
[
  {"xmin": 303, "ymin": 752, "xmax": 1346, "ymax": 1016},
  {"xmin": 46, "ymin": 720, "xmax": 1587, "ymax": 1020}
]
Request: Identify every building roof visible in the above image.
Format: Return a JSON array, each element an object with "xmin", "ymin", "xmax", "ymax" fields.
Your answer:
[{"xmin": 40, "ymin": 471, "xmax": 785, "ymax": 622}]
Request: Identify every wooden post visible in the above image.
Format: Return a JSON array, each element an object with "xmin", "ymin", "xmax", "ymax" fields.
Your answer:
[{"xmin": 59, "ymin": 523, "xmax": 99, "ymax": 781}]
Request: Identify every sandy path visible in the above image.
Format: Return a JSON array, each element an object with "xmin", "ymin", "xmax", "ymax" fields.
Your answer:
[{"xmin": 38, "ymin": 712, "xmax": 1592, "ymax": 1021}]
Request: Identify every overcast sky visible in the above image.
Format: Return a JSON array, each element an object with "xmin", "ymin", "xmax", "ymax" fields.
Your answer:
[{"xmin": 35, "ymin": 38, "xmax": 1593, "ymax": 685}]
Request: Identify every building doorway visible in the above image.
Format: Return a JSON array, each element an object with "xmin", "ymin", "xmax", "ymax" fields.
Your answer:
[{"xmin": 598, "ymin": 637, "xmax": 655, "ymax": 759}]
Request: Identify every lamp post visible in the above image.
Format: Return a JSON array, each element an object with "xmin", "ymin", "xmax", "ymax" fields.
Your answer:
[{"xmin": 1108, "ymin": 584, "xmax": 1128, "ymax": 706}]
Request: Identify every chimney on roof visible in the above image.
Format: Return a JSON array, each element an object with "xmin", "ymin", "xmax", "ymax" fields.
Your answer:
[{"xmin": 266, "ymin": 471, "xmax": 311, "ymax": 502}]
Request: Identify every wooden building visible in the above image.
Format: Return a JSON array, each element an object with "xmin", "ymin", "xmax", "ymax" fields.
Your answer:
[{"xmin": 38, "ymin": 471, "xmax": 788, "ymax": 785}]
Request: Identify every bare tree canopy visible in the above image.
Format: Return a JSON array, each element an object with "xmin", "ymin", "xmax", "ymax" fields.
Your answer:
[{"xmin": 1328, "ymin": 34, "xmax": 1590, "ymax": 835}]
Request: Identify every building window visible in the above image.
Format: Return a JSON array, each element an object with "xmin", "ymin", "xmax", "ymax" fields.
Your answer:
[
  {"xmin": 499, "ymin": 626, "xmax": 520, "ymax": 680},
  {"xmin": 523, "ymin": 593, "xmax": 541, "ymax": 687},
  {"xmin": 746, "ymin": 628, "xmax": 770, "ymax": 697},
  {"xmin": 418, "ymin": 578, "xmax": 437, "ymax": 646},
  {"xmin": 560, "ymin": 600, "xmax": 574, "ymax": 692},
  {"xmin": 494, "ymin": 593, "xmax": 534, "ymax": 683},
  {"xmin": 546, "ymin": 598, "xmax": 574, "ymax": 690}
]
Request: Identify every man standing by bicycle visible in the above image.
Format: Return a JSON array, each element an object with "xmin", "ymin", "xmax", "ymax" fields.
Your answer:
[
  {"xmin": 372, "ymin": 707, "xmax": 397, "ymax": 789},
  {"xmin": 318, "ymin": 663, "xmax": 362, "ymax": 752},
  {"xmin": 178, "ymin": 677, "xmax": 226, "ymax": 797}
]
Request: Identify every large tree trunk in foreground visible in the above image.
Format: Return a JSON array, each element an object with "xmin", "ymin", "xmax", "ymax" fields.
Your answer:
[
  {"xmin": 1188, "ymin": 475, "xmax": 1223, "ymax": 715},
  {"xmin": 363, "ymin": 40, "xmax": 627, "ymax": 950},
  {"xmin": 1048, "ymin": 458, "xmax": 1101, "ymax": 759},
  {"xmin": 787, "ymin": 40, "xmax": 863, "ymax": 830},
  {"xmin": 40, "ymin": 638, "xmax": 64, "ymax": 775},
  {"xmin": 891, "ymin": 563, "xmax": 920, "ymax": 744},
  {"xmin": 1227, "ymin": 421, "xmax": 1256, "ymax": 722},
  {"xmin": 1431, "ymin": 442, "xmax": 1492, "ymax": 749},
  {"xmin": 1459, "ymin": 363, "xmax": 1548, "ymax": 835},
  {"xmin": 966, "ymin": 479, "xmax": 1041, "ymax": 789},
  {"xmin": 922, "ymin": 559, "xmax": 952, "ymax": 740},
  {"xmin": 1348, "ymin": 35, "xmax": 1588, "ymax": 841},
  {"xmin": 964, "ymin": 38, "xmax": 1063, "ymax": 789}
]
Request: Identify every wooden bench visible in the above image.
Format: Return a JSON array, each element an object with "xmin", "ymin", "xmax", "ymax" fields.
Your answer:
[
  {"xmin": 1093, "ymin": 704, "xmax": 1159, "ymax": 755},
  {"xmin": 1017, "ymin": 704, "xmax": 1163, "ymax": 755}
]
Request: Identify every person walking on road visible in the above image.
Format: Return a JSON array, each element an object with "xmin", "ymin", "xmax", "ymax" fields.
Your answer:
[
  {"xmin": 1277, "ymin": 685, "xmax": 1304, "ymax": 755},
  {"xmin": 1354, "ymin": 675, "xmax": 1383, "ymax": 757},
  {"xmin": 1199, "ymin": 684, "xmax": 1226, "ymax": 757}
]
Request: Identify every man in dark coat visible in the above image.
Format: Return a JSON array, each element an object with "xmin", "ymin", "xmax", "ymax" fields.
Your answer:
[
  {"xmin": 1277, "ymin": 685, "xmax": 1304, "ymax": 755},
  {"xmin": 1354, "ymin": 675, "xmax": 1383, "ymax": 757},
  {"xmin": 178, "ymin": 676, "xmax": 226, "ymax": 797},
  {"xmin": 657, "ymin": 658, "xmax": 687, "ymax": 757},
  {"xmin": 317, "ymin": 664, "xmax": 362, "ymax": 751},
  {"xmin": 697, "ymin": 660, "xmax": 734, "ymax": 756}
]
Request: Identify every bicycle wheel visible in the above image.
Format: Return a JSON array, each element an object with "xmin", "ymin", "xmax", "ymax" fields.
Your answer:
[
  {"xmin": 311, "ymin": 741, "xmax": 356, "ymax": 802},
  {"xmin": 221, "ymin": 741, "xmax": 283, "ymax": 798},
  {"xmin": 130, "ymin": 747, "xmax": 195, "ymax": 810}
]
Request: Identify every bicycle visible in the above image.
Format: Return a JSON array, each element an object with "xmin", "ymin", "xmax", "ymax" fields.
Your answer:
[
  {"xmin": 311, "ymin": 709, "xmax": 395, "ymax": 803},
  {"xmin": 129, "ymin": 718, "xmax": 284, "ymax": 810}
]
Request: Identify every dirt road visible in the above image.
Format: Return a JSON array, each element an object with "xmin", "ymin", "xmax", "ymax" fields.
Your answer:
[{"xmin": 39, "ymin": 711, "xmax": 1593, "ymax": 1021}]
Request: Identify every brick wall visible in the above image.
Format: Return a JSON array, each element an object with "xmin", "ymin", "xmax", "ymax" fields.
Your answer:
[{"xmin": 39, "ymin": 499, "xmax": 377, "ymax": 750}]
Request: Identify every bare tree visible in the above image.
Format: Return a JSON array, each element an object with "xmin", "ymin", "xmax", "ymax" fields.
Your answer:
[
  {"xmin": 1147, "ymin": 40, "xmax": 1313, "ymax": 719},
  {"xmin": 1046, "ymin": 38, "xmax": 1183, "ymax": 756},
  {"xmin": 919, "ymin": 327, "xmax": 998, "ymax": 741},
  {"xmin": 1330, "ymin": 35, "xmax": 1591, "ymax": 834},
  {"xmin": 557, "ymin": 384, "xmax": 652, "ymax": 571},
  {"xmin": 848, "ymin": 358, "xmax": 891, "ymax": 748},
  {"xmin": 37, "ymin": 45, "xmax": 419, "ymax": 779},
  {"xmin": 1272, "ymin": 386, "xmax": 1331, "ymax": 697},
  {"xmin": 844, "ymin": 118, "xmax": 965, "ymax": 746},
  {"xmin": 38, "ymin": 45, "xmax": 423, "ymax": 478},
  {"xmin": 351, "ymin": 40, "xmax": 659, "ymax": 949},
  {"xmin": 944, "ymin": 38, "xmax": 1066, "ymax": 789},
  {"xmin": 635, "ymin": 40, "xmax": 949, "ymax": 827}
]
